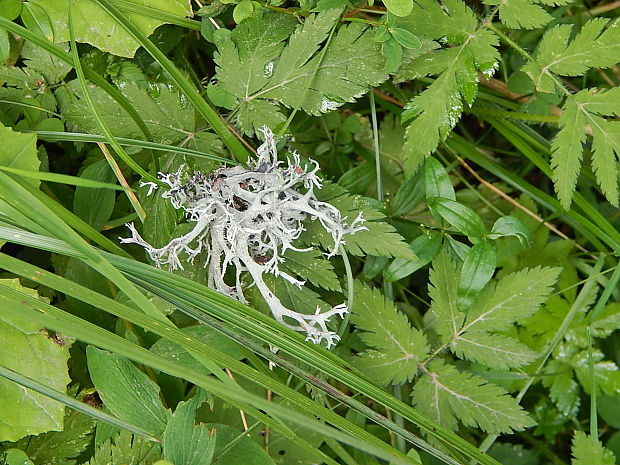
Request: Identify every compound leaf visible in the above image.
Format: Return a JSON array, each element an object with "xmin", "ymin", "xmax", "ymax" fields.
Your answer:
[
  {"xmin": 412, "ymin": 360, "xmax": 534, "ymax": 433},
  {"xmin": 451, "ymin": 330, "xmax": 538, "ymax": 369},
  {"xmin": 351, "ymin": 281, "xmax": 429, "ymax": 385}
]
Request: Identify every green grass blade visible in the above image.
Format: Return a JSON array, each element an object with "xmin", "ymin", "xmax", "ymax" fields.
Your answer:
[
  {"xmin": 0, "ymin": 283, "xmax": 415, "ymax": 465},
  {"xmin": 0, "ymin": 225, "xmax": 497, "ymax": 465},
  {"xmin": 0, "ymin": 166, "xmax": 132, "ymax": 190},
  {"xmin": 0, "ymin": 251, "xmax": 418, "ymax": 465},
  {"xmin": 68, "ymin": 4, "xmax": 160, "ymax": 185},
  {"xmin": 33, "ymin": 131, "xmax": 236, "ymax": 164}
]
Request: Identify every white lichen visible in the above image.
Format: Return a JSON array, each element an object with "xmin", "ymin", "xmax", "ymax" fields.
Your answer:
[{"xmin": 122, "ymin": 127, "xmax": 365, "ymax": 348}]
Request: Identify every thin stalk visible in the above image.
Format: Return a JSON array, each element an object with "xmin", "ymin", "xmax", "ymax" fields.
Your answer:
[{"xmin": 68, "ymin": 4, "xmax": 161, "ymax": 186}]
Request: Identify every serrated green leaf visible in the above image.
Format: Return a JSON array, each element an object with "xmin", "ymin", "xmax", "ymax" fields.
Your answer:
[
  {"xmin": 385, "ymin": 230, "xmax": 442, "ymax": 282},
  {"xmin": 21, "ymin": 40, "xmax": 71, "ymax": 83},
  {"xmin": 394, "ymin": 0, "xmax": 499, "ymax": 172},
  {"xmin": 282, "ymin": 248, "xmax": 341, "ymax": 291},
  {"xmin": 86, "ymin": 431, "xmax": 162, "ymax": 465},
  {"xmin": 428, "ymin": 251, "xmax": 464, "ymax": 343},
  {"xmin": 29, "ymin": 0, "xmax": 192, "ymax": 58},
  {"xmin": 351, "ymin": 281, "xmax": 429, "ymax": 385},
  {"xmin": 485, "ymin": 0, "xmax": 552, "ymax": 29},
  {"xmin": 0, "ymin": 279, "xmax": 70, "ymax": 442},
  {"xmin": 452, "ymin": 330, "xmax": 538, "ymax": 369},
  {"xmin": 163, "ymin": 391, "xmax": 216, "ymax": 465},
  {"xmin": 457, "ymin": 240, "xmax": 496, "ymax": 311},
  {"xmin": 14, "ymin": 405, "xmax": 96, "ymax": 465},
  {"xmin": 427, "ymin": 197, "xmax": 487, "ymax": 240},
  {"xmin": 523, "ymin": 19, "xmax": 620, "ymax": 92},
  {"xmin": 214, "ymin": 9, "xmax": 388, "ymax": 133},
  {"xmin": 87, "ymin": 346, "xmax": 171, "ymax": 437},
  {"xmin": 573, "ymin": 87, "xmax": 620, "ymax": 117},
  {"xmin": 412, "ymin": 360, "xmax": 534, "ymax": 433},
  {"xmin": 572, "ymin": 349, "xmax": 620, "ymax": 396},
  {"xmin": 543, "ymin": 360, "xmax": 580, "ymax": 416},
  {"xmin": 300, "ymin": 185, "xmax": 415, "ymax": 259},
  {"xmin": 572, "ymin": 431, "xmax": 616, "ymax": 465},
  {"xmin": 464, "ymin": 266, "xmax": 561, "ymax": 333}
]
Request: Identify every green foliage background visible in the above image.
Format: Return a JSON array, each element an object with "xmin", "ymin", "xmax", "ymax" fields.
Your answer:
[{"xmin": 0, "ymin": 0, "xmax": 618, "ymax": 464}]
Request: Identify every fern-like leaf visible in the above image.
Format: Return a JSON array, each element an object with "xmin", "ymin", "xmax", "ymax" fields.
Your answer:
[
  {"xmin": 485, "ymin": 0, "xmax": 552, "ymax": 30},
  {"xmin": 213, "ymin": 9, "xmax": 388, "ymax": 135},
  {"xmin": 523, "ymin": 19, "xmax": 620, "ymax": 93},
  {"xmin": 412, "ymin": 361, "xmax": 535, "ymax": 434},
  {"xmin": 395, "ymin": 0, "xmax": 499, "ymax": 173},
  {"xmin": 551, "ymin": 88, "xmax": 620, "ymax": 208},
  {"xmin": 351, "ymin": 281, "xmax": 429, "ymax": 385},
  {"xmin": 571, "ymin": 431, "xmax": 616, "ymax": 465}
]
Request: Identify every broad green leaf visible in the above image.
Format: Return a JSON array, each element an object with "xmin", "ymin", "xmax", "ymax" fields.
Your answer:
[
  {"xmin": 351, "ymin": 281, "xmax": 429, "ymax": 385},
  {"xmin": 412, "ymin": 360, "xmax": 534, "ymax": 433},
  {"xmin": 0, "ymin": 0, "xmax": 22, "ymax": 20},
  {"xmin": 87, "ymin": 346, "xmax": 171, "ymax": 437},
  {"xmin": 484, "ymin": 0, "xmax": 552, "ymax": 29},
  {"xmin": 63, "ymin": 82, "xmax": 196, "ymax": 146},
  {"xmin": 392, "ymin": 167, "xmax": 424, "ymax": 216},
  {"xmin": 382, "ymin": 37, "xmax": 403, "ymax": 73},
  {"xmin": 3, "ymin": 450, "xmax": 34, "ymax": 465},
  {"xmin": 428, "ymin": 251, "xmax": 463, "ymax": 343},
  {"xmin": 20, "ymin": 2, "xmax": 54, "ymax": 41},
  {"xmin": 205, "ymin": 423, "xmax": 275, "ymax": 465},
  {"xmin": 523, "ymin": 19, "xmax": 620, "ymax": 92},
  {"xmin": 597, "ymin": 396, "xmax": 620, "ymax": 429},
  {"xmin": 29, "ymin": 0, "xmax": 192, "ymax": 57},
  {"xmin": 0, "ymin": 279, "xmax": 70, "ymax": 442},
  {"xmin": 282, "ymin": 248, "xmax": 341, "ymax": 291},
  {"xmin": 572, "ymin": 431, "xmax": 616, "ymax": 465},
  {"xmin": 464, "ymin": 266, "xmax": 561, "ymax": 333},
  {"xmin": 427, "ymin": 197, "xmax": 487, "ymax": 240},
  {"xmin": 337, "ymin": 162, "xmax": 376, "ymax": 195},
  {"xmin": 385, "ymin": 230, "xmax": 442, "ymax": 282},
  {"xmin": 140, "ymin": 184, "xmax": 177, "ymax": 248},
  {"xmin": 489, "ymin": 215, "xmax": 532, "ymax": 247},
  {"xmin": 0, "ymin": 124, "xmax": 40, "ymax": 187},
  {"xmin": 73, "ymin": 160, "xmax": 116, "ymax": 231},
  {"xmin": 233, "ymin": 0, "xmax": 254, "ymax": 23},
  {"xmin": 86, "ymin": 431, "xmax": 162, "ymax": 465},
  {"xmin": 14, "ymin": 405, "xmax": 96, "ymax": 465},
  {"xmin": 457, "ymin": 240, "xmax": 496, "ymax": 311},
  {"xmin": 384, "ymin": 0, "xmax": 413, "ymax": 16},
  {"xmin": 391, "ymin": 27, "xmax": 421, "ymax": 49},
  {"xmin": 451, "ymin": 330, "xmax": 538, "ymax": 369},
  {"xmin": 424, "ymin": 156, "xmax": 455, "ymax": 205},
  {"xmin": 163, "ymin": 391, "xmax": 216, "ymax": 465}
]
